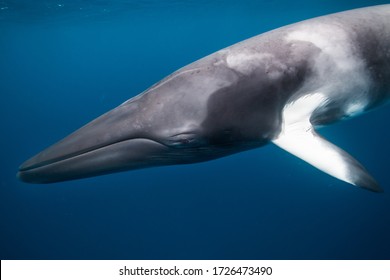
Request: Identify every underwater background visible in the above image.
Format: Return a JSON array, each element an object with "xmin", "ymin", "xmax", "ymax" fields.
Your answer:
[{"xmin": 1, "ymin": 0, "xmax": 390, "ymax": 259}]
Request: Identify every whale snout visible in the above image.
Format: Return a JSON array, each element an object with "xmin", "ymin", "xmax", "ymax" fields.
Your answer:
[
  {"xmin": 17, "ymin": 102, "xmax": 174, "ymax": 183},
  {"xmin": 17, "ymin": 138, "xmax": 169, "ymax": 184}
]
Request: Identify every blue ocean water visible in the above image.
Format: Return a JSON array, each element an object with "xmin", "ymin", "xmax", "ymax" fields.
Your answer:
[{"xmin": 1, "ymin": 0, "xmax": 390, "ymax": 260}]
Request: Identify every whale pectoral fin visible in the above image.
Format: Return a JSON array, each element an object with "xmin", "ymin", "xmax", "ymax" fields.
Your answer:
[{"xmin": 272, "ymin": 125, "xmax": 382, "ymax": 192}]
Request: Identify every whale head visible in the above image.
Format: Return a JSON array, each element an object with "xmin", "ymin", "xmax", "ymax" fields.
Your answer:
[{"xmin": 17, "ymin": 60, "xmax": 282, "ymax": 184}]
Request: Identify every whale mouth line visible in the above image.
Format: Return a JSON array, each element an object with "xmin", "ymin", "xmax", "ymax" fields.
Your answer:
[{"xmin": 18, "ymin": 137, "xmax": 166, "ymax": 172}]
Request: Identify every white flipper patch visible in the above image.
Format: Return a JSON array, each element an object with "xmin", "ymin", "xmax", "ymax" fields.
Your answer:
[{"xmin": 272, "ymin": 93, "xmax": 382, "ymax": 192}]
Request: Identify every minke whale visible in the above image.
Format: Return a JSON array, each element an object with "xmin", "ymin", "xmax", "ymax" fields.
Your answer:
[{"xmin": 18, "ymin": 5, "xmax": 390, "ymax": 191}]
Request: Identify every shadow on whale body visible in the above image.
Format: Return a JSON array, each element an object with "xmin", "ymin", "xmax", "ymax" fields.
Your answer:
[{"xmin": 18, "ymin": 5, "xmax": 390, "ymax": 192}]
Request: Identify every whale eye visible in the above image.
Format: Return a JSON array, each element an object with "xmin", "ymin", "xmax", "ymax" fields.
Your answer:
[
  {"xmin": 179, "ymin": 138, "xmax": 190, "ymax": 144},
  {"xmin": 168, "ymin": 133, "xmax": 202, "ymax": 148}
]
